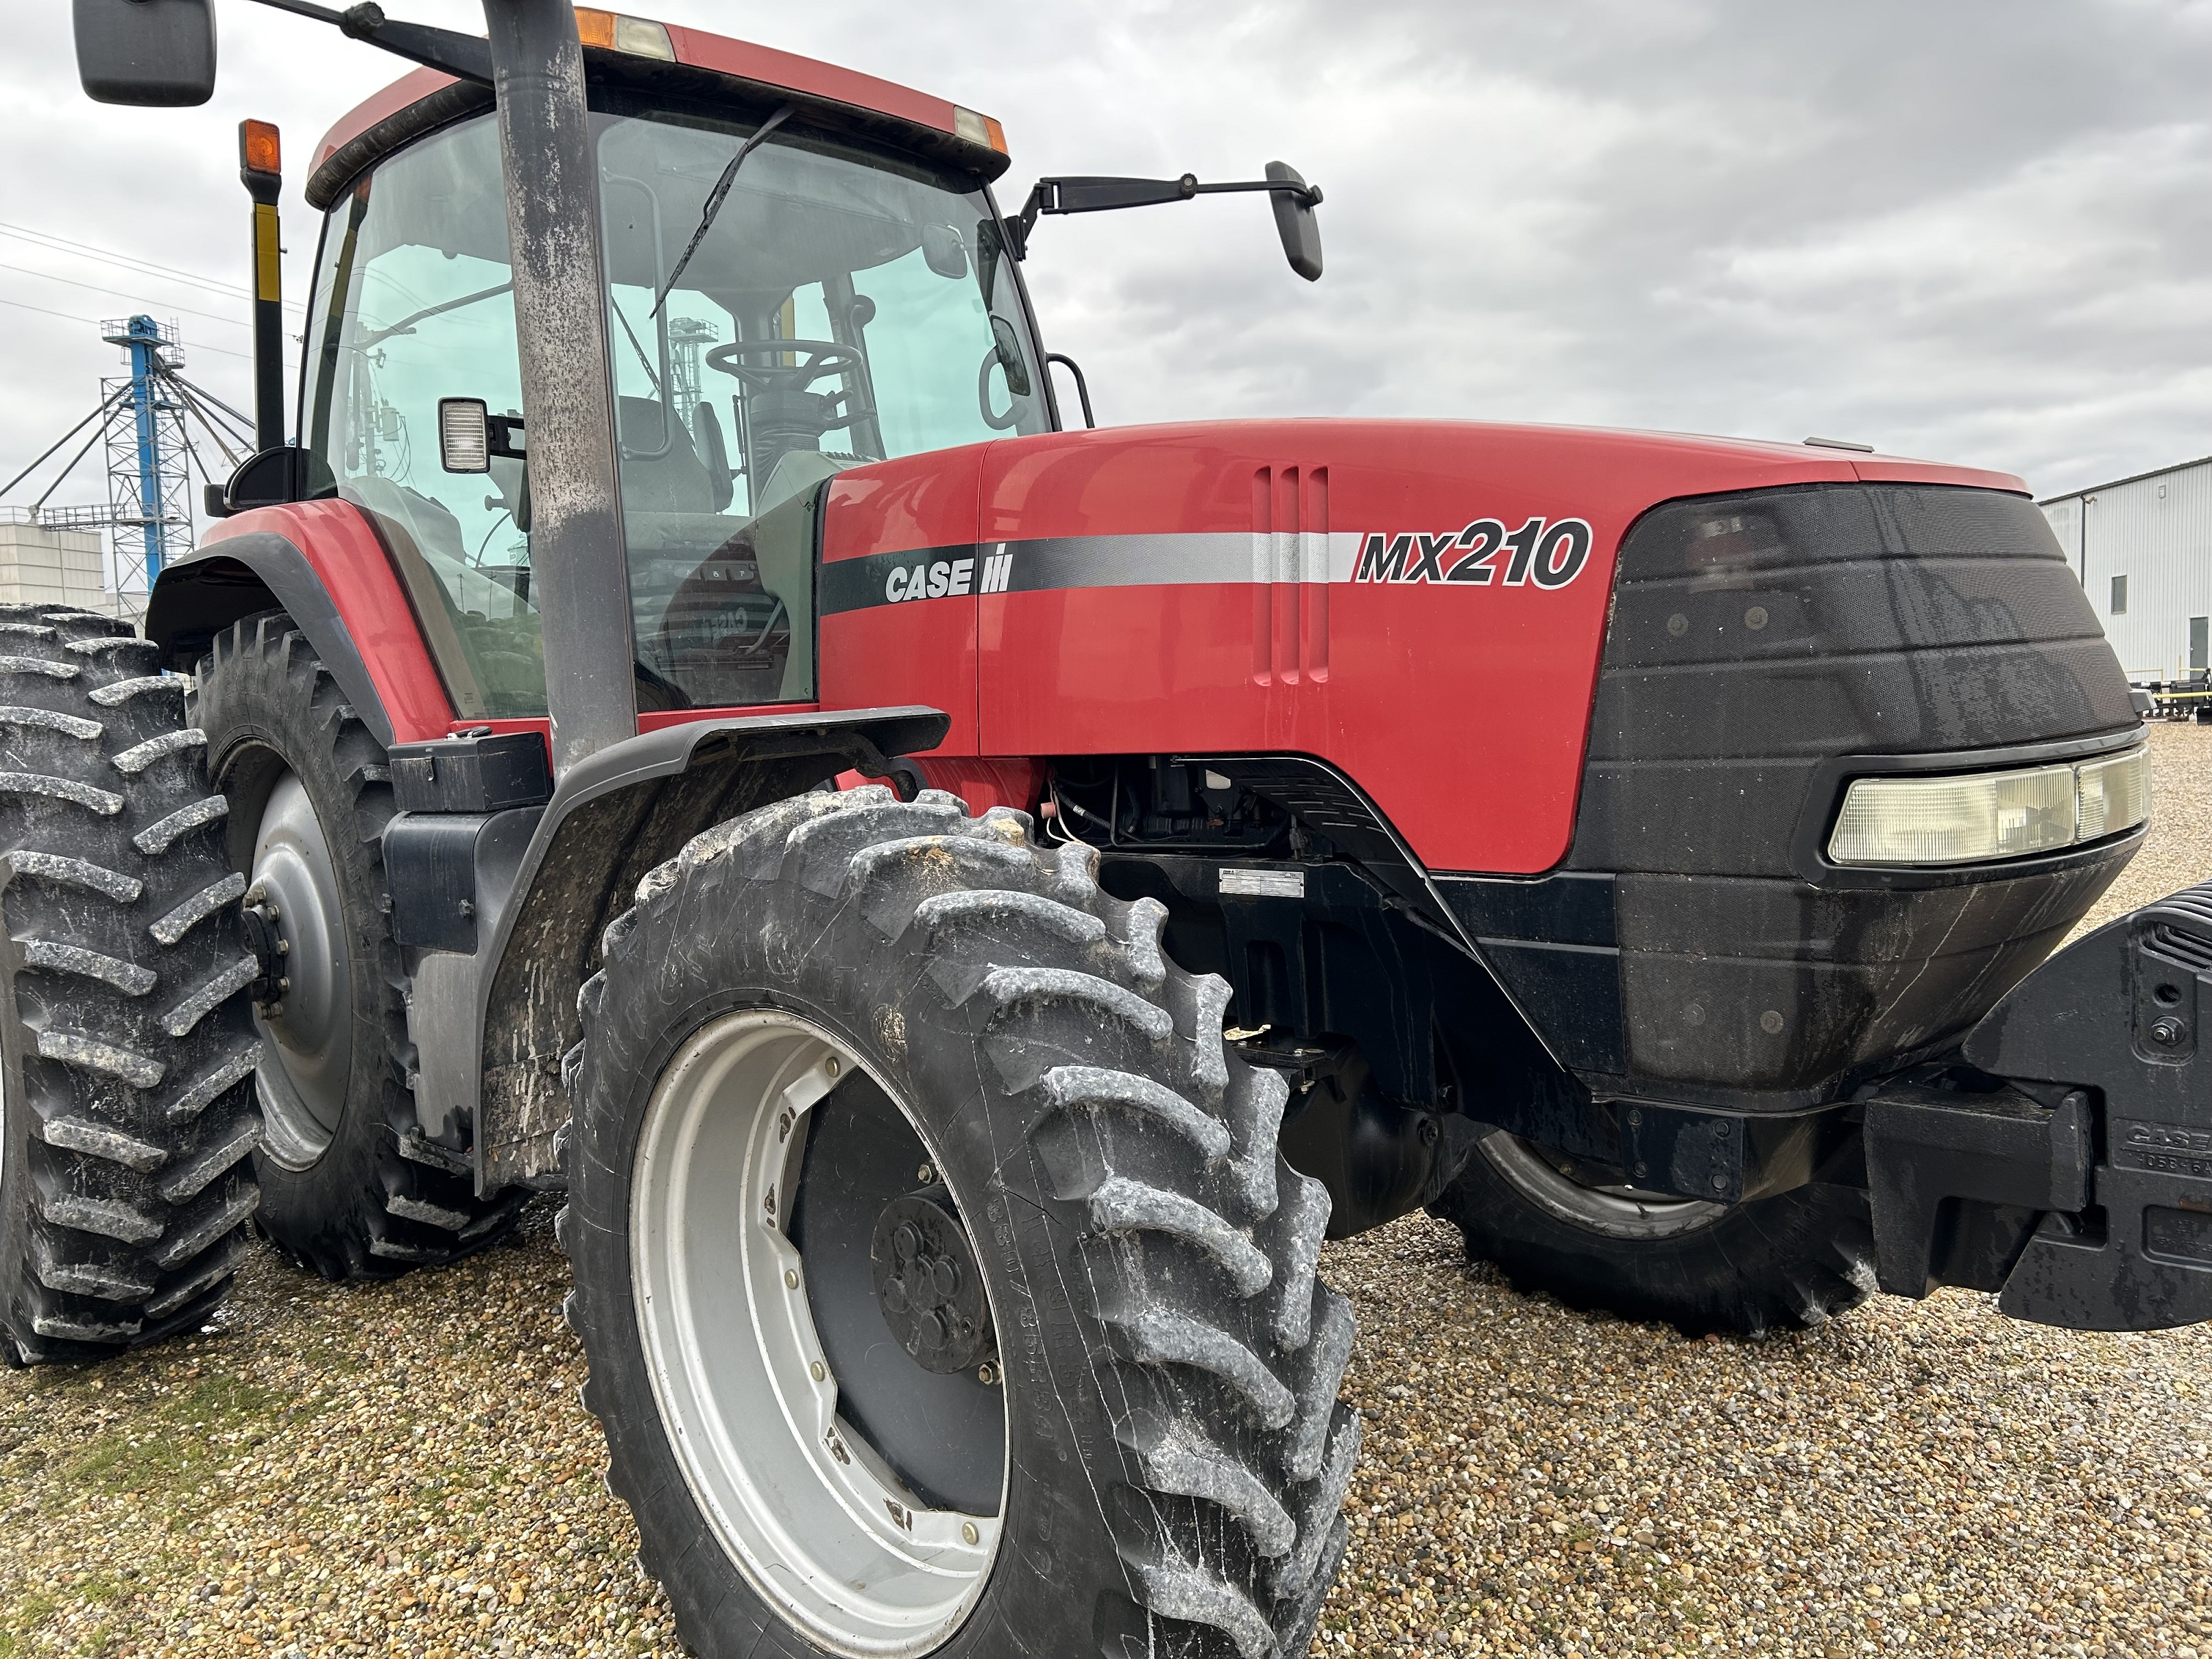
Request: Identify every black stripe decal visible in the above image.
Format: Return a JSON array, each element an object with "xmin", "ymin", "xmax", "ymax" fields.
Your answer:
[
  {"xmin": 819, "ymin": 544, "xmax": 982, "ymax": 616},
  {"xmin": 823, "ymin": 532, "xmax": 1262, "ymax": 616}
]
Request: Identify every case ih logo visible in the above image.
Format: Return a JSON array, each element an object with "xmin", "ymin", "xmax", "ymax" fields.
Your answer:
[
  {"xmin": 882, "ymin": 548, "xmax": 1018, "ymax": 603},
  {"xmin": 1353, "ymin": 516, "xmax": 1593, "ymax": 588}
]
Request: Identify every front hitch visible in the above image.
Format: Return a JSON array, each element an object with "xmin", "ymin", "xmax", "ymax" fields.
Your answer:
[{"xmin": 1862, "ymin": 880, "xmax": 2212, "ymax": 1331}]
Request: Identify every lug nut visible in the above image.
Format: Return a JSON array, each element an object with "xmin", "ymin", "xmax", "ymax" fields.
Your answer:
[
  {"xmin": 917, "ymin": 1163, "xmax": 935, "ymax": 1185},
  {"xmin": 961, "ymin": 1521, "xmax": 980, "ymax": 1545},
  {"xmin": 809, "ymin": 1361, "xmax": 826, "ymax": 1383},
  {"xmin": 976, "ymin": 1361, "xmax": 999, "ymax": 1386},
  {"xmin": 784, "ymin": 1268, "xmax": 799, "ymax": 1289}
]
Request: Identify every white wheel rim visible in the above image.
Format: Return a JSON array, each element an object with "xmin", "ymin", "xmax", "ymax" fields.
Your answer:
[{"xmin": 630, "ymin": 1009, "xmax": 1005, "ymax": 1656}]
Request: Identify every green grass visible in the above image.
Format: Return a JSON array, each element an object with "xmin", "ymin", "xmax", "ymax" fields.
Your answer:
[{"xmin": 62, "ymin": 1373, "xmax": 290, "ymax": 1508}]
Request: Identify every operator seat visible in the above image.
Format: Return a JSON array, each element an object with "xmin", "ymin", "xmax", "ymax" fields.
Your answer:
[{"xmin": 616, "ymin": 396, "xmax": 717, "ymax": 515}]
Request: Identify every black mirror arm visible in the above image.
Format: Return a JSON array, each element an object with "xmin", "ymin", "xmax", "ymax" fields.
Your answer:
[
  {"xmin": 243, "ymin": 0, "xmax": 493, "ymax": 84},
  {"xmin": 1005, "ymin": 173, "xmax": 1322, "ymax": 261}
]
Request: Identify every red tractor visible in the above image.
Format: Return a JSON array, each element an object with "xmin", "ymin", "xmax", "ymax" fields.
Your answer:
[{"xmin": 5, "ymin": 1, "xmax": 2206, "ymax": 1654}]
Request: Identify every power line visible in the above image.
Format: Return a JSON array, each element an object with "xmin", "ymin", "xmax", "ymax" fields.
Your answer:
[
  {"xmin": 0, "ymin": 295, "xmax": 256, "ymax": 361},
  {"xmin": 0, "ymin": 261, "xmax": 255, "ymax": 332},
  {"xmin": 0, "ymin": 221, "xmax": 306, "ymax": 315}
]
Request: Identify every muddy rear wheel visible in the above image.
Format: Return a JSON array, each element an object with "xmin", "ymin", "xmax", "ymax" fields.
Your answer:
[
  {"xmin": 0, "ymin": 606, "xmax": 263, "ymax": 1364},
  {"xmin": 193, "ymin": 614, "xmax": 527, "ymax": 1279}
]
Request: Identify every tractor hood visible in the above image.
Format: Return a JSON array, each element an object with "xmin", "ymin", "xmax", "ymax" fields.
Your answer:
[
  {"xmin": 820, "ymin": 417, "xmax": 2137, "ymax": 1111},
  {"xmin": 822, "ymin": 416, "xmax": 2035, "ymax": 877}
]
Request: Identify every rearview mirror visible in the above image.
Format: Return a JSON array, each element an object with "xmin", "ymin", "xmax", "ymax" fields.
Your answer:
[
  {"xmin": 73, "ymin": 0, "xmax": 217, "ymax": 107},
  {"xmin": 1266, "ymin": 162, "xmax": 1323, "ymax": 282},
  {"xmin": 921, "ymin": 223, "xmax": 969, "ymax": 280}
]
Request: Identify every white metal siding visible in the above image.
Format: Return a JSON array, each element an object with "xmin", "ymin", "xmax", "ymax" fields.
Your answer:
[
  {"xmin": 2042, "ymin": 459, "xmax": 2212, "ymax": 679},
  {"xmin": 0, "ymin": 525, "xmax": 112, "ymax": 617}
]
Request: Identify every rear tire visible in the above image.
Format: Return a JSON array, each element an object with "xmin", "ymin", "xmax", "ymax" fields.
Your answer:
[
  {"xmin": 563, "ymin": 787, "xmax": 1359, "ymax": 1658},
  {"xmin": 0, "ymin": 605, "xmax": 263, "ymax": 1364},
  {"xmin": 191, "ymin": 614, "xmax": 526, "ymax": 1280},
  {"xmin": 1430, "ymin": 1126, "xmax": 1875, "ymax": 1336}
]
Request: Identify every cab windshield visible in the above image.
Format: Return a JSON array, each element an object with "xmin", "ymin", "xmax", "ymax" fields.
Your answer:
[{"xmin": 300, "ymin": 103, "xmax": 1048, "ymax": 716}]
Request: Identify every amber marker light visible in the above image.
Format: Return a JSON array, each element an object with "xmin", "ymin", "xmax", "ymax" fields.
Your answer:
[
  {"xmin": 953, "ymin": 107, "xmax": 1009, "ymax": 155},
  {"xmin": 240, "ymin": 119, "xmax": 280, "ymax": 178},
  {"xmin": 574, "ymin": 8, "xmax": 675, "ymax": 59}
]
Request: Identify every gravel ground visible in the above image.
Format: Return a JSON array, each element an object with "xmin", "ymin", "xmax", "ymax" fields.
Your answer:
[{"xmin": 2, "ymin": 721, "xmax": 2207, "ymax": 1659}]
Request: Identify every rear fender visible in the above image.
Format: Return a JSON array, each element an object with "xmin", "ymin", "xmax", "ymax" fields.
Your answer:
[{"xmin": 450, "ymin": 705, "xmax": 949, "ymax": 1192}]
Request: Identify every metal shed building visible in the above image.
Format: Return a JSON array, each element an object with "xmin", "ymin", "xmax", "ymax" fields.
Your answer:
[{"xmin": 2041, "ymin": 458, "xmax": 2212, "ymax": 681}]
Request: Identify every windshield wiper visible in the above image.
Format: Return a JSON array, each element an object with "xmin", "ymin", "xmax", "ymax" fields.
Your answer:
[{"xmin": 651, "ymin": 104, "xmax": 797, "ymax": 317}]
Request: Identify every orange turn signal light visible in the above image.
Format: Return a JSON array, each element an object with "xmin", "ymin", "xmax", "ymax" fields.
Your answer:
[
  {"xmin": 953, "ymin": 107, "xmax": 1008, "ymax": 156},
  {"xmin": 574, "ymin": 8, "xmax": 675, "ymax": 60},
  {"xmin": 239, "ymin": 118, "xmax": 280, "ymax": 177}
]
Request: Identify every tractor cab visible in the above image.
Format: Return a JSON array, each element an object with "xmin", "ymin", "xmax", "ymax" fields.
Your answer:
[{"xmin": 298, "ymin": 40, "xmax": 1052, "ymax": 718}]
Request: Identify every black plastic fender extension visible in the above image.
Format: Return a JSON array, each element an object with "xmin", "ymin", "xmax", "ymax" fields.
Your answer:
[
  {"xmin": 440, "ymin": 707, "xmax": 949, "ymax": 1194},
  {"xmin": 1864, "ymin": 880, "xmax": 2212, "ymax": 1331}
]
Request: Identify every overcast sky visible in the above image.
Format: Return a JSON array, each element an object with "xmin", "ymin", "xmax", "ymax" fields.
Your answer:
[{"xmin": 9, "ymin": 0, "xmax": 2212, "ymax": 530}]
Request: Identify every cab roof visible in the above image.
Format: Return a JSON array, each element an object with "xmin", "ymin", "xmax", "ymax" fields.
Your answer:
[{"xmin": 307, "ymin": 12, "xmax": 1009, "ymax": 210}]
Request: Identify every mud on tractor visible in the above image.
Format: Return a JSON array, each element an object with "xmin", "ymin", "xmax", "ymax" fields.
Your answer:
[{"xmin": 3, "ymin": 0, "xmax": 2207, "ymax": 1653}]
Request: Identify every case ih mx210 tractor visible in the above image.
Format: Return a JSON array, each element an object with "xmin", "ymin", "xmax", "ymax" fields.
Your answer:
[{"xmin": 7, "ymin": 1, "xmax": 2209, "ymax": 1654}]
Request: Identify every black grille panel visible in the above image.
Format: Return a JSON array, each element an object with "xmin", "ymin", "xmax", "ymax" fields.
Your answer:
[
  {"xmin": 1573, "ymin": 484, "xmax": 2136, "ymax": 875},
  {"xmin": 1463, "ymin": 481, "xmax": 2142, "ymax": 1107}
]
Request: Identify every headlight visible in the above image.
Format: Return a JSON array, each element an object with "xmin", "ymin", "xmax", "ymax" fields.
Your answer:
[
  {"xmin": 1828, "ymin": 747, "xmax": 2148, "ymax": 867},
  {"xmin": 2075, "ymin": 747, "xmax": 2150, "ymax": 841}
]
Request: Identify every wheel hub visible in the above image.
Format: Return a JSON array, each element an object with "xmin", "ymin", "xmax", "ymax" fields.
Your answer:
[
  {"xmin": 871, "ymin": 1189, "xmax": 994, "ymax": 1375},
  {"xmin": 245, "ymin": 769, "xmax": 353, "ymax": 1167}
]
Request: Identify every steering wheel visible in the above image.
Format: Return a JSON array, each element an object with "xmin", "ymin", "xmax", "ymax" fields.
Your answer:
[
  {"xmin": 978, "ymin": 346, "xmax": 1021, "ymax": 431},
  {"xmin": 707, "ymin": 339, "xmax": 862, "ymax": 392}
]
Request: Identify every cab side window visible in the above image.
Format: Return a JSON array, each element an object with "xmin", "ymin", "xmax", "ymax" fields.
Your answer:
[{"xmin": 300, "ymin": 115, "xmax": 545, "ymax": 718}]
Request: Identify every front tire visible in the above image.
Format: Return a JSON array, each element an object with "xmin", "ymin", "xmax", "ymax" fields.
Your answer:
[
  {"xmin": 1430, "ymin": 1126, "xmax": 1875, "ymax": 1336},
  {"xmin": 563, "ymin": 787, "xmax": 1360, "ymax": 1658},
  {"xmin": 192, "ymin": 614, "xmax": 526, "ymax": 1279}
]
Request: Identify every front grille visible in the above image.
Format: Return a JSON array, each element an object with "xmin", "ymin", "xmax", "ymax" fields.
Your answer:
[{"xmin": 1567, "ymin": 482, "xmax": 2140, "ymax": 1102}]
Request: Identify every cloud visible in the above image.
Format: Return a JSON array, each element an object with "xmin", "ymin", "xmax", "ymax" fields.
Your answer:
[{"xmin": 6, "ymin": 0, "xmax": 2212, "ymax": 528}]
